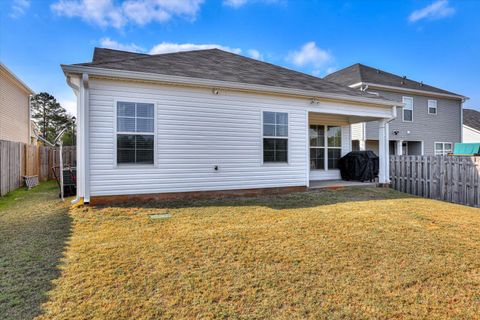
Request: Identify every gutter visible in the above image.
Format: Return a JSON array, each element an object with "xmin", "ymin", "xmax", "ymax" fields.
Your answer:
[
  {"xmin": 350, "ymin": 82, "xmax": 468, "ymax": 101},
  {"xmin": 61, "ymin": 65, "xmax": 402, "ymax": 108}
]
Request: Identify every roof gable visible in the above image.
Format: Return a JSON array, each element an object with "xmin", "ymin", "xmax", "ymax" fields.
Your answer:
[
  {"xmin": 324, "ymin": 63, "xmax": 463, "ymax": 98},
  {"xmin": 74, "ymin": 48, "xmax": 388, "ymax": 102},
  {"xmin": 464, "ymin": 109, "xmax": 480, "ymax": 131}
]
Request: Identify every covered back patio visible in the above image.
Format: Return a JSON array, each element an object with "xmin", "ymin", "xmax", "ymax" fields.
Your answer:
[{"xmin": 307, "ymin": 102, "xmax": 396, "ymax": 187}]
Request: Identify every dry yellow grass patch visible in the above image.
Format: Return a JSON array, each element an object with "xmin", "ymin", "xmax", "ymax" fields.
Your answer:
[{"xmin": 37, "ymin": 188, "xmax": 480, "ymax": 319}]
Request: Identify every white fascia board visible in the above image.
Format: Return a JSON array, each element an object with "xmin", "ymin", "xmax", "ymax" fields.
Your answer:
[
  {"xmin": 464, "ymin": 125, "xmax": 480, "ymax": 135},
  {"xmin": 352, "ymin": 81, "xmax": 467, "ymax": 101},
  {"xmin": 61, "ymin": 65, "xmax": 401, "ymax": 108}
]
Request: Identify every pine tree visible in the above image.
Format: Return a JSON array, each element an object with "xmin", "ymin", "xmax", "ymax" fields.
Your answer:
[{"xmin": 30, "ymin": 92, "xmax": 74, "ymax": 144}]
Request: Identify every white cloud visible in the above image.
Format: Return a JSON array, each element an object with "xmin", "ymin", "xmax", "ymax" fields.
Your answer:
[
  {"xmin": 326, "ymin": 67, "xmax": 337, "ymax": 74},
  {"xmin": 223, "ymin": 0, "xmax": 282, "ymax": 8},
  {"xmin": 223, "ymin": 0, "xmax": 248, "ymax": 8},
  {"xmin": 409, "ymin": 0, "xmax": 455, "ymax": 23},
  {"xmin": 51, "ymin": 0, "xmax": 204, "ymax": 29},
  {"xmin": 149, "ymin": 42, "xmax": 241, "ymax": 55},
  {"xmin": 10, "ymin": 0, "xmax": 30, "ymax": 18},
  {"xmin": 60, "ymin": 99, "xmax": 77, "ymax": 116},
  {"xmin": 247, "ymin": 49, "xmax": 263, "ymax": 60},
  {"xmin": 288, "ymin": 42, "xmax": 332, "ymax": 68},
  {"xmin": 100, "ymin": 37, "xmax": 145, "ymax": 52},
  {"xmin": 98, "ymin": 39, "xmax": 263, "ymax": 63}
]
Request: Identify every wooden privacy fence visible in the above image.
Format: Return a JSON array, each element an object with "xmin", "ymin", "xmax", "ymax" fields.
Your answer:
[
  {"xmin": 0, "ymin": 140, "xmax": 76, "ymax": 196},
  {"xmin": 390, "ymin": 155, "xmax": 480, "ymax": 207}
]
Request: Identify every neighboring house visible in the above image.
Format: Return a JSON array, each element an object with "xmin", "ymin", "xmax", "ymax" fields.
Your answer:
[
  {"xmin": 462, "ymin": 109, "xmax": 480, "ymax": 143},
  {"xmin": 62, "ymin": 48, "xmax": 400, "ymax": 203},
  {"xmin": 324, "ymin": 64, "xmax": 467, "ymax": 156},
  {"xmin": 0, "ymin": 63, "xmax": 34, "ymax": 144}
]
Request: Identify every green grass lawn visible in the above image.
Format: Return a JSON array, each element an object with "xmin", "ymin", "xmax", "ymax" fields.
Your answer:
[
  {"xmin": 0, "ymin": 181, "xmax": 71, "ymax": 320},
  {"xmin": 2, "ymin": 184, "xmax": 480, "ymax": 319}
]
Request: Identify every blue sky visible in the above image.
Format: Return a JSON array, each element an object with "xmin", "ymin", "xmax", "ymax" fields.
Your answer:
[{"xmin": 1, "ymin": 0, "xmax": 479, "ymax": 115}]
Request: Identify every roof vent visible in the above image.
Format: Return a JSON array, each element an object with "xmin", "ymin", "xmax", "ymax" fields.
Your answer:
[
  {"xmin": 376, "ymin": 69, "xmax": 380, "ymax": 74},
  {"xmin": 420, "ymin": 81, "xmax": 424, "ymax": 86},
  {"xmin": 403, "ymin": 76, "xmax": 407, "ymax": 80}
]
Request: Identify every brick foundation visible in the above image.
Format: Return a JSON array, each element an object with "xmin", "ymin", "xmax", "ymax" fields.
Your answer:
[{"xmin": 89, "ymin": 186, "xmax": 307, "ymax": 206}]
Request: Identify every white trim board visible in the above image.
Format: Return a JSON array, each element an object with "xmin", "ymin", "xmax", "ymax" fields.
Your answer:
[{"xmin": 349, "ymin": 82, "xmax": 467, "ymax": 101}]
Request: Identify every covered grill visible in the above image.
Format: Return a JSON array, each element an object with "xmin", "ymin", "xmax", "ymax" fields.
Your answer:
[{"xmin": 338, "ymin": 151, "xmax": 379, "ymax": 182}]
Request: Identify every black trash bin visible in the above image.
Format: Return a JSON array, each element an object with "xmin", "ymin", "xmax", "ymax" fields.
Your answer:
[{"xmin": 338, "ymin": 151, "xmax": 379, "ymax": 182}]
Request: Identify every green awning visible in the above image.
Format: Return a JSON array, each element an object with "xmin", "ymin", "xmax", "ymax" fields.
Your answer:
[{"xmin": 453, "ymin": 143, "xmax": 480, "ymax": 155}]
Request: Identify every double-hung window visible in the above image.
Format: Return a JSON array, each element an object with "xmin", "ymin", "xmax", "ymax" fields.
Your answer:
[
  {"xmin": 116, "ymin": 101, "xmax": 155, "ymax": 165},
  {"xmin": 428, "ymin": 99, "xmax": 437, "ymax": 115},
  {"xmin": 403, "ymin": 96, "xmax": 413, "ymax": 122},
  {"xmin": 434, "ymin": 142, "xmax": 452, "ymax": 156},
  {"xmin": 310, "ymin": 125, "xmax": 342, "ymax": 170},
  {"xmin": 263, "ymin": 111, "xmax": 288, "ymax": 163}
]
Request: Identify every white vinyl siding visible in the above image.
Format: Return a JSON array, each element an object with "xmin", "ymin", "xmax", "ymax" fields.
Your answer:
[
  {"xmin": 86, "ymin": 79, "xmax": 393, "ymax": 196},
  {"xmin": 0, "ymin": 68, "xmax": 30, "ymax": 143},
  {"xmin": 88, "ymin": 79, "xmax": 308, "ymax": 196},
  {"xmin": 463, "ymin": 125, "xmax": 480, "ymax": 143},
  {"xmin": 428, "ymin": 99, "xmax": 437, "ymax": 115},
  {"xmin": 402, "ymin": 96, "xmax": 413, "ymax": 122}
]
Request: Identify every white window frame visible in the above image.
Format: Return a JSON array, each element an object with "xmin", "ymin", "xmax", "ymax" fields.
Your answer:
[
  {"xmin": 428, "ymin": 99, "xmax": 437, "ymax": 115},
  {"xmin": 402, "ymin": 96, "xmax": 414, "ymax": 122},
  {"xmin": 434, "ymin": 142, "xmax": 453, "ymax": 156},
  {"xmin": 114, "ymin": 99, "xmax": 157, "ymax": 168},
  {"xmin": 261, "ymin": 110, "xmax": 289, "ymax": 165},
  {"xmin": 309, "ymin": 125, "xmax": 342, "ymax": 171}
]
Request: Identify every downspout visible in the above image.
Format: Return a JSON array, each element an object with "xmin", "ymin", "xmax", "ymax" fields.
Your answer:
[
  {"xmin": 82, "ymin": 73, "xmax": 90, "ymax": 204},
  {"xmin": 66, "ymin": 75, "xmax": 82, "ymax": 204},
  {"xmin": 460, "ymin": 98, "xmax": 465, "ymax": 143}
]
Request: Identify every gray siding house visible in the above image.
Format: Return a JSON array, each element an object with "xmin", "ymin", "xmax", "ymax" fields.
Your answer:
[{"xmin": 324, "ymin": 64, "xmax": 467, "ymax": 156}]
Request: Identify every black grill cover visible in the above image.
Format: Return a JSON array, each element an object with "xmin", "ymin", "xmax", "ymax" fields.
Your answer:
[{"xmin": 338, "ymin": 151, "xmax": 379, "ymax": 182}]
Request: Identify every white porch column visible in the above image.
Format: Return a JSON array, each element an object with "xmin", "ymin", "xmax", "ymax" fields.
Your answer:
[
  {"xmin": 396, "ymin": 140, "xmax": 403, "ymax": 156},
  {"xmin": 359, "ymin": 139, "xmax": 366, "ymax": 151},
  {"xmin": 378, "ymin": 119, "xmax": 390, "ymax": 185}
]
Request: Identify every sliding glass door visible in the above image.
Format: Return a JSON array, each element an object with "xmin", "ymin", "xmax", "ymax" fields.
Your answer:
[{"xmin": 309, "ymin": 125, "xmax": 342, "ymax": 170}]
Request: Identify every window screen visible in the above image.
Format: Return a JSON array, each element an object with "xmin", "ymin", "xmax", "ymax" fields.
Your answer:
[{"xmin": 117, "ymin": 102, "xmax": 154, "ymax": 164}]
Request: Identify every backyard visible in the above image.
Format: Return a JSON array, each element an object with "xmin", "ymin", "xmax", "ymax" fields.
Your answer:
[{"xmin": 1, "ymin": 183, "xmax": 479, "ymax": 319}]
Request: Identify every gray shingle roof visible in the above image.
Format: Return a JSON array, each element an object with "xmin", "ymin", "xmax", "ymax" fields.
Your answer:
[
  {"xmin": 464, "ymin": 109, "xmax": 480, "ymax": 131},
  {"xmin": 92, "ymin": 47, "xmax": 148, "ymax": 63},
  {"xmin": 324, "ymin": 63, "xmax": 463, "ymax": 97},
  {"xmin": 75, "ymin": 48, "xmax": 389, "ymax": 101}
]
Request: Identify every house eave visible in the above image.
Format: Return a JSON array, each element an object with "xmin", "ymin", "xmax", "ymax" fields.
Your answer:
[
  {"xmin": 349, "ymin": 82, "xmax": 467, "ymax": 101},
  {"xmin": 0, "ymin": 63, "xmax": 35, "ymax": 95},
  {"xmin": 464, "ymin": 124, "xmax": 480, "ymax": 135},
  {"xmin": 61, "ymin": 64, "xmax": 401, "ymax": 108}
]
